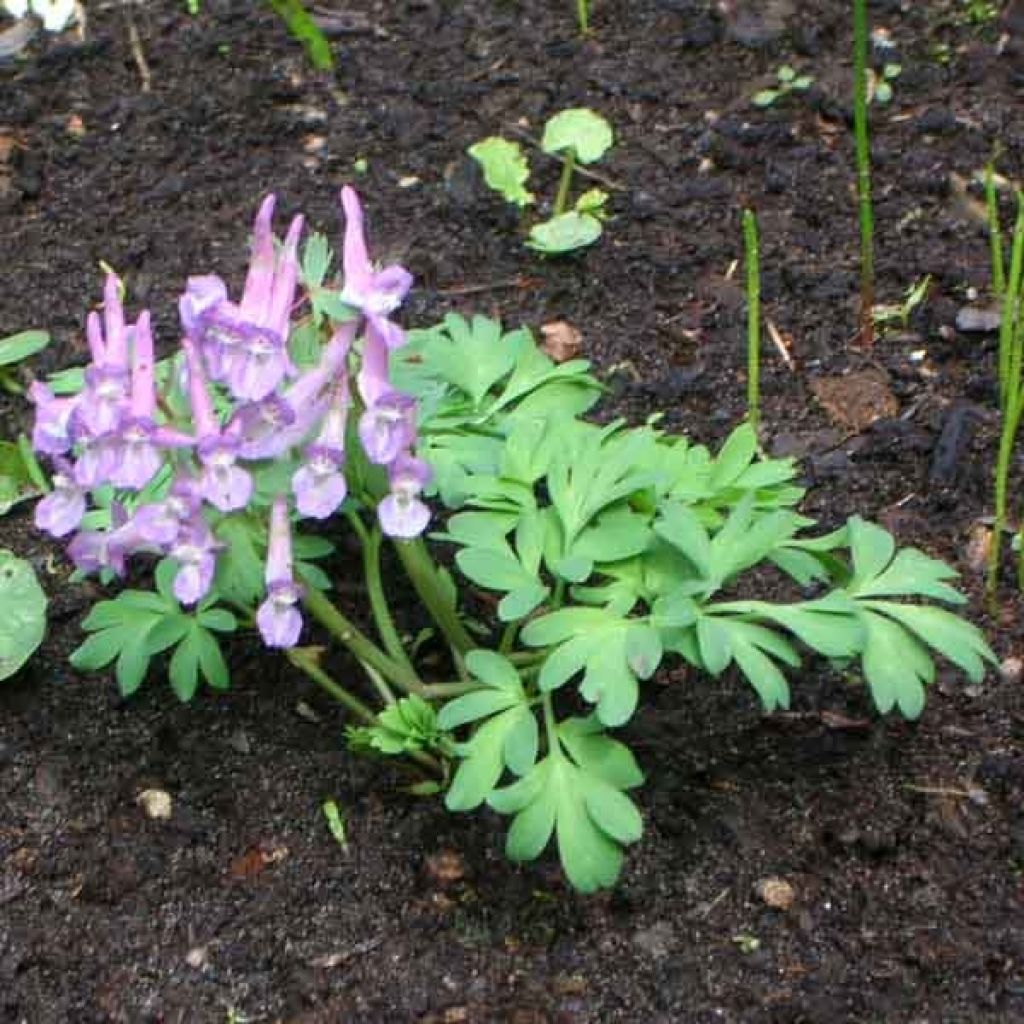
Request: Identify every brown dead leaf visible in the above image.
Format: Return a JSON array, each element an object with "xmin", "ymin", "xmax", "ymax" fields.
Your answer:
[
  {"xmin": 424, "ymin": 848, "xmax": 466, "ymax": 885},
  {"xmin": 228, "ymin": 841, "xmax": 289, "ymax": 880},
  {"xmin": 809, "ymin": 368, "xmax": 899, "ymax": 433},
  {"xmin": 540, "ymin": 320, "xmax": 582, "ymax": 364}
]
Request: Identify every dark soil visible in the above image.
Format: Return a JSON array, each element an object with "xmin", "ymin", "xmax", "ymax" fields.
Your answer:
[{"xmin": 3, "ymin": 1, "xmax": 1024, "ymax": 1021}]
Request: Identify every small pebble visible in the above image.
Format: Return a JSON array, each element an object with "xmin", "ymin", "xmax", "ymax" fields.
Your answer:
[
  {"xmin": 755, "ymin": 876, "xmax": 795, "ymax": 910},
  {"xmin": 136, "ymin": 788, "xmax": 172, "ymax": 820},
  {"xmin": 999, "ymin": 656, "xmax": 1023, "ymax": 685},
  {"xmin": 185, "ymin": 946, "xmax": 208, "ymax": 969},
  {"xmin": 955, "ymin": 307, "xmax": 1002, "ymax": 333}
]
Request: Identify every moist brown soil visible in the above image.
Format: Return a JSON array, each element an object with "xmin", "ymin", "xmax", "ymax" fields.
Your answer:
[{"xmin": 2, "ymin": 2, "xmax": 1024, "ymax": 1021}]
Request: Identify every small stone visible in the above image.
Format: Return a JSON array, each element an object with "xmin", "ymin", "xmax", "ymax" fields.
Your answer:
[
  {"xmin": 185, "ymin": 946, "xmax": 208, "ymax": 969},
  {"xmin": 964, "ymin": 523, "xmax": 991, "ymax": 574},
  {"xmin": 633, "ymin": 921, "xmax": 676, "ymax": 958},
  {"xmin": 755, "ymin": 876, "xmax": 795, "ymax": 910},
  {"xmin": 136, "ymin": 788, "xmax": 172, "ymax": 820},
  {"xmin": 227, "ymin": 729, "xmax": 252, "ymax": 755},
  {"xmin": 999, "ymin": 656, "xmax": 1023, "ymax": 685},
  {"xmin": 540, "ymin": 321, "xmax": 582, "ymax": 364},
  {"xmin": 955, "ymin": 307, "xmax": 1002, "ymax": 333}
]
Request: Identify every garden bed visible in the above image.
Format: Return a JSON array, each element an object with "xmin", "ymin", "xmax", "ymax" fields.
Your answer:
[{"xmin": 2, "ymin": 1, "xmax": 1024, "ymax": 1020}]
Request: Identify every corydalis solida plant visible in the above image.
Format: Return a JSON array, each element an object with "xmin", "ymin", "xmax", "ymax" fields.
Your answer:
[
  {"xmin": 33, "ymin": 188, "xmax": 428, "ymax": 635},
  {"xmin": 33, "ymin": 190, "xmax": 995, "ymax": 893}
]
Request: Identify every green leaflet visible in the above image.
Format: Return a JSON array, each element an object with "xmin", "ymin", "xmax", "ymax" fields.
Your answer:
[
  {"xmin": 70, "ymin": 559, "xmax": 236, "ymax": 700},
  {"xmin": 487, "ymin": 716, "xmax": 643, "ymax": 893},
  {"xmin": 523, "ymin": 608, "xmax": 662, "ymax": 726},
  {"xmin": 836, "ymin": 519, "xmax": 995, "ymax": 717},
  {"xmin": 348, "ymin": 694, "xmax": 443, "ymax": 756},
  {"xmin": 439, "ymin": 651, "xmax": 537, "ymax": 810},
  {"xmin": 0, "ymin": 329, "xmax": 50, "ymax": 368},
  {"xmin": 0, "ymin": 551, "xmax": 47, "ymax": 681},
  {"xmin": 397, "ymin": 314, "xmax": 601, "ymax": 446}
]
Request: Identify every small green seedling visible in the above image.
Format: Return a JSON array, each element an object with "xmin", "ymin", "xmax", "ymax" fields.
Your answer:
[
  {"xmin": 322, "ymin": 798, "xmax": 350, "ymax": 851},
  {"xmin": 0, "ymin": 329, "xmax": 50, "ymax": 395},
  {"xmin": 469, "ymin": 108, "xmax": 614, "ymax": 255},
  {"xmin": 869, "ymin": 63, "xmax": 902, "ymax": 105},
  {"xmin": 0, "ymin": 434, "xmax": 49, "ymax": 514},
  {"xmin": 752, "ymin": 65, "xmax": 813, "ymax": 108},
  {"xmin": 872, "ymin": 275, "xmax": 931, "ymax": 331},
  {"xmin": 0, "ymin": 549, "xmax": 47, "ymax": 681}
]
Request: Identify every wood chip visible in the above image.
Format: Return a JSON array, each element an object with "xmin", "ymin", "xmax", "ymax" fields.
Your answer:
[
  {"xmin": 540, "ymin": 320, "xmax": 582, "ymax": 363},
  {"xmin": 809, "ymin": 368, "xmax": 899, "ymax": 433}
]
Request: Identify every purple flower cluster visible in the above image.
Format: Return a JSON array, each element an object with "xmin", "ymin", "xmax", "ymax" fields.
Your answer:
[{"xmin": 32, "ymin": 188, "xmax": 431, "ymax": 650}]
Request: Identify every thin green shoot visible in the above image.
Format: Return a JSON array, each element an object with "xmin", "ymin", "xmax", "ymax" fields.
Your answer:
[
  {"xmin": 266, "ymin": 0, "xmax": 333, "ymax": 71},
  {"xmin": 986, "ymin": 163, "xmax": 1005, "ymax": 300},
  {"xmin": 853, "ymin": 0, "xmax": 875, "ymax": 348},
  {"xmin": 872, "ymin": 275, "xmax": 931, "ymax": 332},
  {"xmin": 987, "ymin": 191, "xmax": 1024, "ymax": 599},
  {"xmin": 576, "ymin": 0, "xmax": 589, "ymax": 35},
  {"xmin": 752, "ymin": 65, "xmax": 814, "ymax": 108},
  {"xmin": 743, "ymin": 209, "xmax": 761, "ymax": 433}
]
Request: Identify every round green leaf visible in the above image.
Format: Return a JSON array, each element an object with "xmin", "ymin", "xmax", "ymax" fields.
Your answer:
[
  {"xmin": 540, "ymin": 109, "xmax": 613, "ymax": 164},
  {"xmin": 527, "ymin": 212, "xmax": 603, "ymax": 254},
  {"xmin": 468, "ymin": 137, "xmax": 534, "ymax": 208},
  {"xmin": 0, "ymin": 551, "xmax": 47, "ymax": 680}
]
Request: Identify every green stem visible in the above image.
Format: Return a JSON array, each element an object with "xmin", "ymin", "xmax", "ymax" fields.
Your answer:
[
  {"xmin": 498, "ymin": 621, "xmax": 518, "ymax": 654},
  {"xmin": 554, "ymin": 151, "xmax": 576, "ymax": 217},
  {"xmin": 349, "ymin": 512, "xmax": 418, "ymax": 679},
  {"xmin": 853, "ymin": 0, "xmax": 875, "ymax": 348},
  {"xmin": 541, "ymin": 693, "xmax": 561, "ymax": 758},
  {"xmin": 997, "ymin": 194, "xmax": 1024, "ymax": 414},
  {"xmin": 986, "ymin": 164, "xmax": 1006, "ymax": 301},
  {"xmin": 359, "ymin": 658, "xmax": 397, "ymax": 706},
  {"xmin": 18, "ymin": 434, "xmax": 51, "ymax": 493},
  {"xmin": 986, "ymin": 393, "xmax": 1023, "ymax": 602},
  {"xmin": 742, "ymin": 208, "xmax": 761, "ymax": 433},
  {"xmin": 286, "ymin": 648, "xmax": 443, "ymax": 775},
  {"xmin": 393, "ymin": 538, "xmax": 475, "ymax": 656},
  {"xmin": 576, "ymin": 0, "xmax": 589, "ymax": 35},
  {"xmin": 285, "ymin": 647, "xmax": 378, "ymax": 724},
  {"xmin": 300, "ymin": 584, "xmax": 424, "ymax": 693}
]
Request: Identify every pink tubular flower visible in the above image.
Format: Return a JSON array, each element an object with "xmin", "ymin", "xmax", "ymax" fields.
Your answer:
[
  {"xmin": 233, "ymin": 321, "xmax": 356, "ymax": 461},
  {"xmin": 29, "ymin": 382, "xmax": 78, "ymax": 456},
  {"xmin": 339, "ymin": 185, "xmax": 412, "ymax": 347},
  {"xmin": 357, "ymin": 318, "xmax": 416, "ymax": 466},
  {"xmin": 67, "ymin": 504, "xmax": 146, "ymax": 576},
  {"xmin": 169, "ymin": 516, "xmax": 220, "ymax": 606},
  {"xmin": 183, "ymin": 337, "xmax": 252, "ymax": 513},
  {"xmin": 292, "ymin": 380, "xmax": 349, "ymax": 520},
  {"xmin": 257, "ymin": 496, "xmax": 303, "ymax": 648},
  {"xmin": 185, "ymin": 196, "xmax": 304, "ymax": 402},
  {"xmin": 377, "ymin": 454, "xmax": 432, "ymax": 539},
  {"xmin": 34, "ymin": 459, "xmax": 85, "ymax": 538},
  {"xmin": 73, "ymin": 274, "xmax": 132, "ymax": 439},
  {"xmin": 107, "ymin": 313, "xmax": 193, "ymax": 491},
  {"xmin": 133, "ymin": 474, "xmax": 204, "ymax": 549}
]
